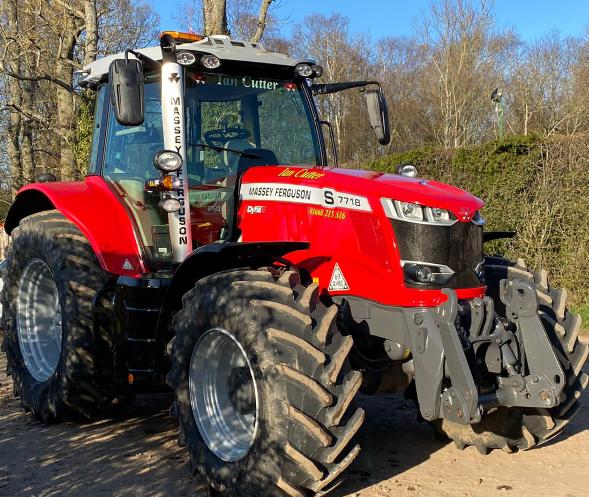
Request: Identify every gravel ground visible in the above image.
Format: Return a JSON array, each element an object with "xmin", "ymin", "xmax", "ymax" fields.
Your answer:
[{"xmin": 0, "ymin": 337, "xmax": 587, "ymax": 497}]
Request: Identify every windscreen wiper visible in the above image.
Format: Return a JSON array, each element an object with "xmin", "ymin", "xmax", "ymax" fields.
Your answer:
[{"xmin": 190, "ymin": 142, "xmax": 261, "ymax": 160}]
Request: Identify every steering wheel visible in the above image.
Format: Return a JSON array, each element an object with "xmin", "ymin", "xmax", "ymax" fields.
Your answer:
[{"xmin": 204, "ymin": 127, "xmax": 250, "ymax": 148}]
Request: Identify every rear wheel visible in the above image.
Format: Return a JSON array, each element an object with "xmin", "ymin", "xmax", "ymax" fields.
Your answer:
[
  {"xmin": 167, "ymin": 268, "xmax": 364, "ymax": 497},
  {"xmin": 436, "ymin": 256, "xmax": 589, "ymax": 453},
  {"xmin": 1, "ymin": 210, "xmax": 120, "ymax": 421}
]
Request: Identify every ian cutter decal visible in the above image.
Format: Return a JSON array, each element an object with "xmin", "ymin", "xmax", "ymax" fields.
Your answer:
[
  {"xmin": 278, "ymin": 167, "xmax": 325, "ymax": 180},
  {"xmin": 328, "ymin": 263, "xmax": 349, "ymax": 291},
  {"xmin": 240, "ymin": 183, "xmax": 372, "ymax": 212}
]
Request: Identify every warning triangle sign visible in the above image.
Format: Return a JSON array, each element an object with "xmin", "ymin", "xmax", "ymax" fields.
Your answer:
[
  {"xmin": 328, "ymin": 263, "xmax": 349, "ymax": 291},
  {"xmin": 122, "ymin": 258, "xmax": 135, "ymax": 271}
]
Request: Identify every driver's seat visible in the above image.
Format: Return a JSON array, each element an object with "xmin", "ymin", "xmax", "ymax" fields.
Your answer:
[{"xmin": 223, "ymin": 139, "xmax": 252, "ymax": 173}]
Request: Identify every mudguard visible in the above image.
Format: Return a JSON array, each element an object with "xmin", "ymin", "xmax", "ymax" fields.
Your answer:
[
  {"xmin": 5, "ymin": 176, "xmax": 146, "ymax": 277},
  {"xmin": 155, "ymin": 241, "xmax": 309, "ymax": 340},
  {"xmin": 160, "ymin": 241, "xmax": 309, "ymax": 311}
]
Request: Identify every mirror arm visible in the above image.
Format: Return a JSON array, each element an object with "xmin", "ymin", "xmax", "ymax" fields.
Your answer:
[
  {"xmin": 125, "ymin": 49, "xmax": 162, "ymax": 70},
  {"xmin": 312, "ymin": 80, "xmax": 381, "ymax": 96}
]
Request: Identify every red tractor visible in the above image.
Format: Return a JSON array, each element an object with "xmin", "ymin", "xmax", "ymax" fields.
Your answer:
[{"xmin": 1, "ymin": 32, "xmax": 587, "ymax": 497}]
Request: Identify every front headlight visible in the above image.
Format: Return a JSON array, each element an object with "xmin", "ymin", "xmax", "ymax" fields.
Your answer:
[
  {"xmin": 398, "ymin": 201, "xmax": 424, "ymax": 221},
  {"xmin": 381, "ymin": 199, "xmax": 457, "ymax": 226}
]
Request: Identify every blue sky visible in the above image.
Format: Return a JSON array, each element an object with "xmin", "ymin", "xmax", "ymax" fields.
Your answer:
[{"xmin": 153, "ymin": 0, "xmax": 589, "ymax": 41}]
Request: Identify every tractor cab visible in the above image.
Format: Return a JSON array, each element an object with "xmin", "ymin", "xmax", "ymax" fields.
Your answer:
[{"xmin": 82, "ymin": 32, "xmax": 389, "ymax": 266}]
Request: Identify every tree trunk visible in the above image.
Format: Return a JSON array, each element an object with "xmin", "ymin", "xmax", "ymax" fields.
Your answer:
[
  {"xmin": 56, "ymin": 15, "xmax": 78, "ymax": 181},
  {"xmin": 20, "ymin": 81, "xmax": 36, "ymax": 183},
  {"xmin": 7, "ymin": 77, "xmax": 23, "ymax": 194},
  {"xmin": 83, "ymin": 0, "xmax": 98, "ymax": 65},
  {"xmin": 251, "ymin": 0, "xmax": 273, "ymax": 43},
  {"xmin": 203, "ymin": 0, "xmax": 228, "ymax": 36},
  {"xmin": 5, "ymin": 0, "xmax": 23, "ymax": 194}
]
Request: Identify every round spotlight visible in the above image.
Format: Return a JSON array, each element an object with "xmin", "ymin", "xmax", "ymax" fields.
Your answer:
[
  {"xmin": 295, "ymin": 63, "xmax": 314, "ymax": 78},
  {"xmin": 397, "ymin": 164, "xmax": 418, "ymax": 177},
  {"xmin": 311, "ymin": 64, "xmax": 324, "ymax": 78},
  {"xmin": 177, "ymin": 51, "xmax": 196, "ymax": 66},
  {"xmin": 201, "ymin": 54, "xmax": 221, "ymax": 70},
  {"xmin": 159, "ymin": 197, "xmax": 181, "ymax": 213},
  {"xmin": 154, "ymin": 150, "xmax": 183, "ymax": 173}
]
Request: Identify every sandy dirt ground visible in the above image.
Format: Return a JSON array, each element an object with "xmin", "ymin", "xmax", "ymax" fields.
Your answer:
[{"xmin": 1, "ymin": 338, "xmax": 588, "ymax": 497}]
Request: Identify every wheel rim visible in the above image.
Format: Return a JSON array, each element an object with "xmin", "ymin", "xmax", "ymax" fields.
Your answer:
[
  {"xmin": 189, "ymin": 328, "xmax": 259, "ymax": 462},
  {"xmin": 16, "ymin": 259, "xmax": 63, "ymax": 382}
]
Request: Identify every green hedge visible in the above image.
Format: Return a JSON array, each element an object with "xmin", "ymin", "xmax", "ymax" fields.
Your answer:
[{"xmin": 368, "ymin": 134, "xmax": 589, "ymax": 308}]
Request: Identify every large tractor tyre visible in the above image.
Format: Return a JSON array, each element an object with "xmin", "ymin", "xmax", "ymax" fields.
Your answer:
[
  {"xmin": 167, "ymin": 268, "xmax": 364, "ymax": 497},
  {"xmin": 1, "ymin": 210, "xmax": 119, "ymax": 421},
  {"xmin": 435, "ymin": 256, "xmax": 589, "ymax": 453}
]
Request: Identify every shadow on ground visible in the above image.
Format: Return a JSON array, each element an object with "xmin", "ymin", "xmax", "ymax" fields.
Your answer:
[
  {"xmin": 330, "ymin": 393, "xmax": 445, "ymax": 497},
  {"xmin": 0, "ymin": 358, "xmax": 208, "ymax": 496},
  {"xmin": 1, "ymin": 339, "xmax": 588, "ymax": 497}
]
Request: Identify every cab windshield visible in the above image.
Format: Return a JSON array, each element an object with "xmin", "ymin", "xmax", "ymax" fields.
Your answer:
[
  {"xmin": 101, "ymin": 71, "xmax": 321, "ymax": 263},
  {"xmin": 185, "ymin": 71, "xmax": 322, "ymax": 181}
]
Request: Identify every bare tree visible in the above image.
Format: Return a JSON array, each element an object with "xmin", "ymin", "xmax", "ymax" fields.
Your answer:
[
  {"xmin": 178, "ymin": 0, "xmax": 280, "ymax": 41},
  {"xmin": 251, "ymin": 0, "xmax": 273, "ymax": 42},
  {"xmin": 508, "ymin": 33, "xmax": 583, "ymax": 137},
  {"xmin": 99, "ymin": 0, "xmax": 159, "ymax": 55},
  {"xmin": 0, "ymin": 0, "xmax": 159, "ymax": 185},
  {"xmin": 374, "ymin": 36, "xmax": 434, "ymax": 151},
  {"xmin": 418, "ymin": 0, "xmax": 516, "ymax": 147},
  {"xmin": 292, "ymin": 14, "xmax": 374, "ymax": 164},
  {"xmin": 2, "ymin": 0, "xmax": 24, "ymax": 193}
]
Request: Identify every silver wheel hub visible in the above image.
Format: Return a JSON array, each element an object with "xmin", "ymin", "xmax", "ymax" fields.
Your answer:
[
  {"xmin": 189, "ymin": 328, "xmax": 259, "ymax": 462},
  {"xmin": 17, "ymin": 259, "xmax": 63, "ymax": 382}
]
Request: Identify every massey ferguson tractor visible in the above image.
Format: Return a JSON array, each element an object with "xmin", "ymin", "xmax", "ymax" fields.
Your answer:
[{"xmin": 1, "ymin": 31, "xmax": 587, "ymax": 497}]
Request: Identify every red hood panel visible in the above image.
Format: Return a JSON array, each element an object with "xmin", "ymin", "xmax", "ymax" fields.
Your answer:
[
  {"xmin": 238, "ymin": 165, "xmax": 486, "ymax": 307},
  {"xmin": 241, "ymin": 166, "xmax": 484, "ymax": 220}
]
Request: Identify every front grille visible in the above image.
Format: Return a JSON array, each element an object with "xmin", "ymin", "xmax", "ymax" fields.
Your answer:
[{"xmin": 390, "ymin": 219, "xmax": 483, "ymax": 289}]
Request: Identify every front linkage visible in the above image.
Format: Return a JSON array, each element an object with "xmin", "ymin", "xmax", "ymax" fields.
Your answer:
[
  {"xmin": 402, "ymin": 256, "xmax": 588, "ymax": 453},
  {"xmin": 409, "ymin": 281, "xmax": 564, "ymax": 426}
]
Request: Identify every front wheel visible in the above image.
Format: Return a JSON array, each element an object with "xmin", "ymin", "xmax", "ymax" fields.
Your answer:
[
  {"xmin": 1, "ymin": 211, "xmax": 121, "ymax": 421},
  {"xmin": 167, "ymin": 268, "xmax": 364, "ymax": 497}
]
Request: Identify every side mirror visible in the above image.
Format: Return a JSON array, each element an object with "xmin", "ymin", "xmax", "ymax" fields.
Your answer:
[
  {"xmin": 365, "ymin": 87, "xmax": 391, "ymax": 145},
  {"xmin": 109, "ymin": 59, "xmax": 144, "ymax": 126}
]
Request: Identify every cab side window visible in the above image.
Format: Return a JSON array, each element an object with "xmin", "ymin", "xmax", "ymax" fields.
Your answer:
[
  {"xmin": 102, "ymin": 82, "xmax": 172, "ymax": 263},
  {"xmin": 103, "ymin": 83, "xmax": 163, "ymax": 180},
  {"xmin": 88, "ymin": 86, "xmax": 108, "ymax": 174}
]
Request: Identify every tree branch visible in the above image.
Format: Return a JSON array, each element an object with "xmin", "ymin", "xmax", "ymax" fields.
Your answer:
[
  {"xmin": 51, "ymin": 0, "xmax": 85, "ymax": 19},
  {"xmin": 1, "ymin": 103, "xmax": 52, "ymax": 126},
  {"xmin": 0, "ymin": 63, "xmax": 75, "ymax": 94}
]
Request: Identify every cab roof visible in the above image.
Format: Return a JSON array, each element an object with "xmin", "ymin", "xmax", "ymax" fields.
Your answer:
[{"xmin": 81, "ymin": 35, "xmax": 314, "ymax": 86}]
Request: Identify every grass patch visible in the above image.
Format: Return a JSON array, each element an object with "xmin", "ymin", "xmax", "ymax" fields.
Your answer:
[{"xmin": 572, "ymin": 305, "xmax": 589, "ymax": 334}]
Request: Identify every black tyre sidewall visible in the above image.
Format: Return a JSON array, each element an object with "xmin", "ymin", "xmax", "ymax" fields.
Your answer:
[
  {"xmin": 173, "ymin": 286, "xmax": 282, "ymax": 496},
  {"xmin": 1, "ymin": 213, "xmax": 111, "ymax": 420},
  {"xmin": 3, "ymin": 225, "xmax": 74, "ymax": 418}
]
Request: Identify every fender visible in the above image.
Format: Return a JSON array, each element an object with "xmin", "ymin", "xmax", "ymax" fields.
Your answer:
[
  {"xmin": 5, "ymin": 176, "xmax": 146, "ymax": 277},
  {"xmin": 156, "ymin": 241, "xmax": 309, "ymax": 339}
]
